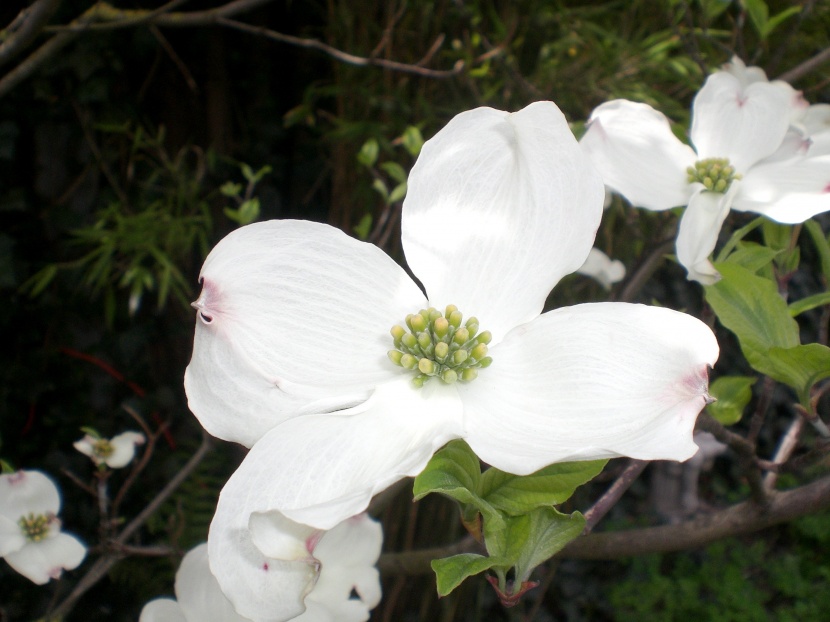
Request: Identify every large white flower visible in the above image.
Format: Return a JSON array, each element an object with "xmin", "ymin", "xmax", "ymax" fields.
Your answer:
[
  {"xmin": 0, "ymin": 470, "xmax": 86, "ymax": 584},
  {"xmin": 73, "ymin": 430, "xmax": 146, "ymax": 469},
  {"xmin": 185, "ymin": 101, "xmax": 719, "ymax": 615},
  {"xmin": 141, "ymin": 515, "xmax": 382, "ymax": 622},
  {"xmin": 580, "ymin": 66, "xmax": 830, "ymax": 284}
]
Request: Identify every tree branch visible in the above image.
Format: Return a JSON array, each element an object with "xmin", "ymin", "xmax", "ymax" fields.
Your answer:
[
  {"xmin": 777, "ymin": 46, "xmax": 830, "ymax": 83},
  {"xmin": 0, "ymin": 0, "xmax": 62, "ymax": 67},
  {"xmin": 378, "ymin": 474, "xmax": 830, "ymax": 575}
]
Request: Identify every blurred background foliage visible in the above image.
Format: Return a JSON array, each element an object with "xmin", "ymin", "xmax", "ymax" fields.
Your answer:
[{"xmin": 0, "ymin": 0, "xmax": 829, "ymax": 620}]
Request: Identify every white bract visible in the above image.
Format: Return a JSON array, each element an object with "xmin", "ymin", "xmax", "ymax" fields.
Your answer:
[
  {"xmin": 74, "ymin": 431, "xmax": 146, "ymax": 469},
  {"xmin": 185, "ymin": 101, "xmax": 719, "ymax": 615},
  {"xmin": 576, "ymin": 247, "xmax": 626, "ymax": 289},
  {"xmin": 141, "ymin": 515, "xmax": 382, "ymax": 622},
  {"xmin": 0, "ymin": 470, "xmax": 86, "ymax": 584},
  {"xmin": 581, "ymin": 60, "xmax": 830, "ymax": 284}
]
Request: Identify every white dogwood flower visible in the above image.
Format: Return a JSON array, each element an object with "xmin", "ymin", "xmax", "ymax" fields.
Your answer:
[
  {"xmin": 581, "ymin": 64, "xmax": 830, "ymax": 283},
  {"xmin": 185, "ymin": 102, "xmax": 718, "ymax": 610},
  {"xmin": 0, "ymin": 470, "xmax": 86, "ymax": 584},
  {"xmin": 576, "ymin": 247, "xmax": 626, "ymax": 289},
  {"xmin": 140, "ymin": 514, "xmax": 382, "ymax": 622},
  {"xmin": 74, "ymin": 431, "xmax": 146, "ymax": 469}
]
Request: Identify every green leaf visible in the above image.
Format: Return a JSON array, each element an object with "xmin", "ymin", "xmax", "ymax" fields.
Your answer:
[
  {"xmin": 706, "ymin": 376, "xmax": 756, "ymax": 425},
  {"xmin": 705, "ymin": 262, "xmax": 799, "ymax": 366},
  {"xmin": 479, "ymin": 460, "xmax": 607, "ymax": 516},
  {"xmin": 723, "ymin": 242, "xmax": 780, "ymax": 273},
  {"xmin": 401, "ymin": 125, "xmax": 424, "ymax": 157},
  {"xmin": 512, "ymin": 508, "xmax": 585, "ymax": 583},
  {"xmin": 220, "ymin": 181, "xmax": 242, "ymax": 197},
  {"xmin": 413, "ymin": 440, "xmax": 504, "ymax": 531},
  {"xmin": 380, "ymin": 161, "xmax": 407, "ymax": 184},
  {"xmin": 761, "ymin": 220, "xmax": 793, "ymax": 252},
  {"xmin": 804, "ymin": 219, "xmax": 830, "ymax": 280},
  {"xmin": 789, "ymin": 292, "xmax": 830, "ymax": 317},
  {"xmin": 742, "ymin": 0, "xmax": 769, "ymax": 37},
  {"xmin": 764, "ymin": 6, "xmax": 801, "ymax": 36},
  {"xmin": 352, "ymin": 213, "xmax": 372, "ymax": 240},
  {"xmin": 765, "ymin": 344, "xmax": 830, "ymax": 404},
  {"xmin": 371, "ymin": 179, "xmax": 389, "ymax": 201},
  {"xmin": 237, "ymin": 198, "xmax": 260, "ymax": 226},
  {"xmin": 387, "ymin": 182, "xmax": 407, "ymax": 204},
  {"xmin": 357, "ymin": 138, "xmax": 379, "ymax": 168},
  {"xmin": 716, "ymin": 216, "xmax": 764, "ymax": 262},
  {"xmin": 431, "ymin": 554, "xmax": 507, "ymax": 597}
]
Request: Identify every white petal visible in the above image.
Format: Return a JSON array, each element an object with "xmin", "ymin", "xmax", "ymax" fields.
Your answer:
[
  {"xmin": 208, "ymin": 511, "xmax": 315, "ymax": 622},
  {"xmin": 676, "ymin": 189, "xmax": 735, "ymax": 284},
  {"xmin": 0, "ymin": 471, "xmax": 61, "ymax": 520},
  {"xmin": 580, "ymin": 100, "xmax": 695, "ymax": 210},
  {"xmin": 175, "ymin": 544, "xmax": 252, "ymax": 622},
  {"xmin": 106, "ymin": 431, "xmax": 146, "ymax": 468},
  {"xmin": 734, "ymin": 156, "xmax": 830, "ymax": 223},
  {"xmin": 691, "ymin": 71, "xmax": 794, "ymax": 171},
  {"xmin": 722, "ymin": 56, "xmax": 769, "ymax": 86},
  {"xmin": 73, "ymin": 437, "xmax": 96, "ymax": 460},
  {"xmin": 184, "ymin": 220, "xmax": 426, "ymax": 447},
  {"xmin": 402, "ymin": 101, "xmax": 605, "ymax": 342},
  {"xmin": 310, "ymin": 514, "xmax": 383, "ymax": 611},
  {"xmin": 208, "ymin": 379, "xmax": 462, "ymax": 619},
  {"xmin": 460, "ymin": 303, "xmax": 718, "ymax": 474},
  {"xmin": 0, "ymin": 515, "xmax": 26, "ymax": 557},
  {"xmin": 139, "ymin": 599, "xmax": 188, "ymax": 622},
  {"xmin": 576, "ymin": 248, "xmax": 626, "ymax": 289},
  {"xmin": 4, "ymin": 532, "xmax": 86, "ymax": 584}
]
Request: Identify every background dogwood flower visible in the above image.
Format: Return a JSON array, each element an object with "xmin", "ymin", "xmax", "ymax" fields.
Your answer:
[
  {"xmin": 576, "ymin": 247, "xmax": 626, "ymax": 289},
  {"xmin": 186, "ymin": 101, "xmax": 718, "ymax": 608},
  {"xmin": 74, "ymin": 431, "xmax": 146, "ymax": 469},
  {"xmin": 581, "ymin": 65, "xmax": 830, "ymax": 283},
  {"xmin": 0, "ymin": 470, "xmax": 86, "ymax": 584},
  {"xmin": 142, "ymin": 515, "xmax": 382, "ymax": 622}
]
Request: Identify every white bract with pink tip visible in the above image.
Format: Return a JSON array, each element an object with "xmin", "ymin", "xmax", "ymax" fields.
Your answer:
[{"xmin": 185, "ymin": 101, "xmax": 719, "ymax": 619}]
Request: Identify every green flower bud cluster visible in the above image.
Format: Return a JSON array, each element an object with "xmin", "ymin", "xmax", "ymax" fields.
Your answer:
[
  {"xmin": 92, "ymin": 439, "xmax": 115, "ymax": 459},
  {"xmin": 686, "ymin": 157, "xmax": 742, "ymax": 193},
  {"xmin": 18, "ymin": 512, "xmax": 53, "ymax": 542},
  {"xmin": 388, "ymin": 305, "xmax": 493, "ymax": 388}
]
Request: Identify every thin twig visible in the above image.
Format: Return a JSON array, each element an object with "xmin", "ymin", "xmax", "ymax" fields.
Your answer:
[
  {"xmin": 777, "ymin": 46, "xmax": 830, "ymax": 83},
  {"xmin": 217, "ymin": 17, "xmax": 466, "ymax": 78},
  {"xmin": 0, "ymin": 0, "xmax": 62, "ymax": 67},
  {"xmin": 582, "ymin": 459, "xmax": 649, "ymax": 533},
  {"xmin": 46, "ymin": 431, "xmax": 213, "ymax": 620},
  {"xmin": 763, "ymin": 416, "xmax": 805, "ymax": 491}
]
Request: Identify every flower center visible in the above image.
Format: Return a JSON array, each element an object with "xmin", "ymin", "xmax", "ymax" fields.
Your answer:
[
  {"xmin": 686, "ymin": 158, "xmax": 742, "ymax": 193},
  {"xmin": 92, "ymin": 439, "xmax": 115, "ymax": 459},
  {"xmin": 388, "ymin": 305, "xmax": 492, "ymax": 388},
  {"xmin": 18, "ymin": 512, "xmax": 54, "ymax": 542}
]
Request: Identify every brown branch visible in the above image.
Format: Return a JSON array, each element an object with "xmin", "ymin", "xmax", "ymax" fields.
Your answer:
[
  {"xmin": 562, "ymin": 474, "xmax": 830, "ymax": 559},
  {"xmin": 697, "ymin": 413, "xmax": 767, "ymax": 503},
  {"xmin": 777, "ymin": 46, "xmax": 830, "ymax": 83},
  {"xmin": 582, "ymin": 459, "xmax": 649, "ymax": 533},
  {"xmin": 613, "ymin": 238, "xmax": 674, "ymax": 303},
  {"xmin": 0, "ymin": 0, "xmax": 62, "ymax": 67},
  {"xmin": 216, "ymin": 17, "xmax": 465, "ymax": 78},
  {"xmin": 378, "ymin": 474, "xmax": 830, "ymax": 574}
]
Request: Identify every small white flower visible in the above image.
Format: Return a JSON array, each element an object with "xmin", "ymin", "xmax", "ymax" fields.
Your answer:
[
  {"xmin": 0, "ymin": 470, "xmax": 86, "ymax": 584},
  {"xmin": 581, "ymin": 64, "xmax": 830, "ymax": 284},
  {"xmin": 140, "ymin": 514, "xmax": 382, "ymax": 622},
  {"xmin": 73, "ymin": 431, "xmax": 145, "ymax": 469}
]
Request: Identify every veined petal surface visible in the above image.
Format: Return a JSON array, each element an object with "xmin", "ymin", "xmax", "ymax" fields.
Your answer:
[
  {"xmin": 581, "ymin": 100, "xmax": 695, "ymax": 210},
  {"xmin": 691, "ymin": 72, "xmax": 793, "ymax": 171},
  {"xmin": 460, "ymin": 303, "xmax": 718, "ymax": 474},
  {"xmin": 676, "ymin": 189, "xmax": 735, "ymax": 284},
  {"xmin": 185, "ymin": 220, "xmax": 427, "ymax": 447},
  {"xmin": 402, "ymin": 102, "xmax": 604, "ymax": 342},
  {"xmin": 734, "ymin": 156, "xmax": 830, "ymax": 223}
]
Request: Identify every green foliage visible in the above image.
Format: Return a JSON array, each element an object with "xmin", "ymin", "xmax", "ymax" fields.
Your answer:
[
  {"xmin": 609, "ymin": 512, "xmax": 830, "ymax": 621},
  {"xmin": 706, "ymin": 375, "xmax": 756, "ymax": 425}
]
